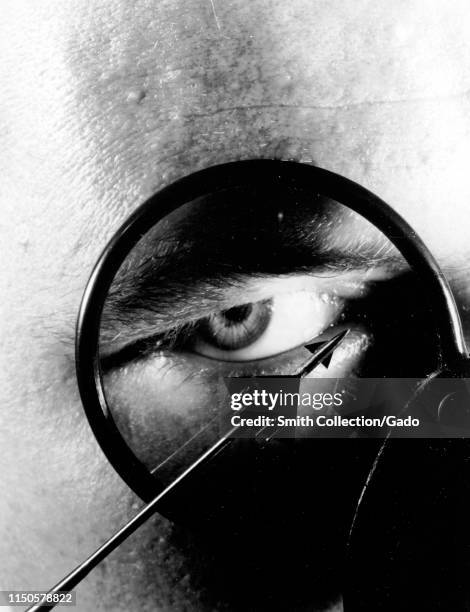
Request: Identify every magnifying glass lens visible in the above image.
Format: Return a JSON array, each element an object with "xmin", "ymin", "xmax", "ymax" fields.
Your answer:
[{"xmin": 96, "ymin": 181, "xmax": 440, "ymax": 496}]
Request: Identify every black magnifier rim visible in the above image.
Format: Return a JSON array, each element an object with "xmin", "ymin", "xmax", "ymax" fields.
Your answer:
[{"xmin": 76, "ymin": 159, "xmax": 467, "ymax": 503}]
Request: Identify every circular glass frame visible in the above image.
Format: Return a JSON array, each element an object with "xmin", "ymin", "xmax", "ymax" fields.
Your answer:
[{"xmin": 75, "ymin": 160, "xmax": 466, "ymax": 502}]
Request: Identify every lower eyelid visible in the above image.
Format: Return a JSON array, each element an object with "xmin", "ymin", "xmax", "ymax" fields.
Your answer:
[
  {"xmin": 169, "ymin": 328, "xmax": 369, "ymax": 377},
  {"xmin": 133, "ymin": 325, "xmax": 370, "ymax": 382},
  {"xmin": 186, "ymin": 341, "xmax": 312, "ymax": 368},
  {"xmin": 205, "ymin": 346, "xmax": 310, "ymax": 377},
  {"xmin": 149, "ymin": 345, "xmax": 309, "ymax": 378}
]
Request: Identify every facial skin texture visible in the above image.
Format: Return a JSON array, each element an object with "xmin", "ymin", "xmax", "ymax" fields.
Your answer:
[{"xmin": 1, "ymin": 1, "xmax": 470, "ymax": 611}]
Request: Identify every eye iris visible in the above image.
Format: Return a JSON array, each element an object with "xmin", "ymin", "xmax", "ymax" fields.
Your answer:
[{"xmin": 200, "ymin": 299, "xmax": 272, "ymax": 350}]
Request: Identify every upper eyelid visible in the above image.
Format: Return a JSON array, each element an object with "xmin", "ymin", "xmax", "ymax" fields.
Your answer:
[
  {"xmin": 101, "ymin": 245, "xmax": 403, "ymax": 349},
  {"xmin": 100, "ymin": 266, "xmax": 393, "ymax": 352}
]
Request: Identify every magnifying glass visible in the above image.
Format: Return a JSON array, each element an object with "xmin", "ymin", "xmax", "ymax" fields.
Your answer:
[{"xmin": 26, "ymin": 160, "xmax": 470, "ymax": 611}]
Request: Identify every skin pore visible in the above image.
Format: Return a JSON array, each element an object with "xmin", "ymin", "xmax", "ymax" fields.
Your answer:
[{"xmin": 1, "ymin": 1, "xmax": 470, "ymax": 610}]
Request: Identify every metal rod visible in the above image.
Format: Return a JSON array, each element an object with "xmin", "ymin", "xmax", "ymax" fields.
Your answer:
[
  {"xmin": 25, "ymin": 429, "xmax": 236, "ymax": 612},
  {"xmin": 27, "ymin": 329, "xmax": 350, "ymax": 611},
  {"xmin": 294, "ymin": 329, "xmax": 349, "ymax": 377}
]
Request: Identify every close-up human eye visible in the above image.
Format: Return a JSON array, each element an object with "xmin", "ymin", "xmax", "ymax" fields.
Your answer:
[
  {"xmin": 190, "ymin": 290, "xmax": 340, "ymax": 362},
  {"xmin": 99, "ymin": 186, "xmax": 409, "ymax": 376},
  {"xmin": 103, "ymin": 284, "xmax": 346, "ymax": 369}
]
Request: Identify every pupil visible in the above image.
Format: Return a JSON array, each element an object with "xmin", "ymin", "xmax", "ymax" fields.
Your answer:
[{"xmin": 222, "ymin": 304, "xmax": 253, "ymax": 325}]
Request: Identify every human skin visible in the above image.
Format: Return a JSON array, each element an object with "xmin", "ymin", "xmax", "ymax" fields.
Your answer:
[{"xmin": 1, "ymin": 1, "xmax": 470, "ymax": 610}]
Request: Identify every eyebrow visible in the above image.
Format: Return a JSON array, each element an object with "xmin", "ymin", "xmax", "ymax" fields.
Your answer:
[{"xmin": 100, "ymin": 187, "xmax": 403, "ymax": 350}]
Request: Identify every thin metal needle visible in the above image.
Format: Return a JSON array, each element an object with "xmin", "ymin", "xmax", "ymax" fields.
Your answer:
[
  {"xmin": 150, "ymin": 414, "xmax": 220, "ymax": 475},
  {"xmin": 25, "ymin": 424, "xmax": 240, "ymax": 612},
  {"xmin": 27, "ymin": 329, "xmax": 349, "ymax": 611}
]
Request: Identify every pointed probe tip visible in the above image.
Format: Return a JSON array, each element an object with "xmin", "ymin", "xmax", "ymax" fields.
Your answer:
[
  {"xmin": 332, "ymin": 328, "xmax": 350, "ymax": 343},
  {"xmin": 318, "ymin": 327, "xmax": 350, "ymax": 355},
  {"xmin": 304, "ymin": 328, "xmax": 350, "ymax": 355},
  {"xmin": 320, "ymin": 328, "xmax": 350, "ymax": 354},
  {"xmin": 298, "ymin": 328, "xmax": 351, "ymax": 377}
]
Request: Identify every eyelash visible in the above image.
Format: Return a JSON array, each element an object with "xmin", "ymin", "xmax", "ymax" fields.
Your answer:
[{"xmin": 100, "ymin": 322, "xmax": 198, "ymax": 371}]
